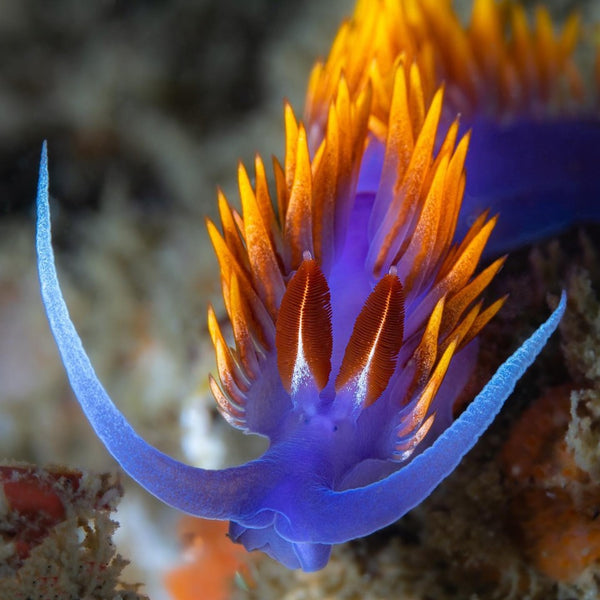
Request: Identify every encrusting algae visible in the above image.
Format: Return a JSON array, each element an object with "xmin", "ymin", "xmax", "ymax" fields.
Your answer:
[{"xmin": 0, "ymin": 463, "xmax": 147, "ymax": 600}]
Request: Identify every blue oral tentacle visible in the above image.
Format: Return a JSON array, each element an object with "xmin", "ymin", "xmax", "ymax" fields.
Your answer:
[{"xmin": 36, "ymin": 141, "xmax": 277, "ymax": 521}]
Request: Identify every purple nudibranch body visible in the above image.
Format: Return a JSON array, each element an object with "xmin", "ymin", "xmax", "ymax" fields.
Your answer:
[{"xmin": 34, "ymin": 0, "xmax": 599, "ymax": 571}]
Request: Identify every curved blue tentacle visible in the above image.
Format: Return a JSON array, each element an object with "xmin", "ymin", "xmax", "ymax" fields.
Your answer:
[
  {"xmin": 35, "ymin": 142, "xmax": 273, "ymax": 521},
  {"xmin": 270, "ymin": 290, "xmax": 566, "ymax": 544}
]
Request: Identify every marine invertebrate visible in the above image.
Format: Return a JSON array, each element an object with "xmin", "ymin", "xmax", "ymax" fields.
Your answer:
[{"xmin": 35, "ymin": 0, "xmax": 579, "ymax": 572}]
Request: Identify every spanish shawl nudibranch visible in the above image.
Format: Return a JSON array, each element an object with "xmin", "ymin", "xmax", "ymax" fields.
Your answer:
[{"xmin": 38, "ymin": 0, "xmax": 600, "ymax": 571}]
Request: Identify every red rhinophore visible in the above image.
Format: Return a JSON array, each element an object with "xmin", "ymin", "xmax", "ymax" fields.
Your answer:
[
  {"xmin": 336, "ymin": 274, "xmax": 405, "ymax": 407},
  {"xmin": 276, "ymin": 258, "xmax": 333, "ymax": 394}
]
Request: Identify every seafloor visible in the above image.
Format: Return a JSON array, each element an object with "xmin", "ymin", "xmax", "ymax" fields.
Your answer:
[{"xmin": 1, "ymin": 1, "xmax": 600, "ymax": 599}]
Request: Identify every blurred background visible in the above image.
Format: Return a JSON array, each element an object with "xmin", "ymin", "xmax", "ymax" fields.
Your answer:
[{"xmin": 0, "ymin": 0, "xmax": 597, "ymax": 598}]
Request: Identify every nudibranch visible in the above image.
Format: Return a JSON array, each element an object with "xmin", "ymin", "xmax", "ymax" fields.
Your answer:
[{"xmin": 39, "ymin": 0, "xmax": 600, "ymax": 572}]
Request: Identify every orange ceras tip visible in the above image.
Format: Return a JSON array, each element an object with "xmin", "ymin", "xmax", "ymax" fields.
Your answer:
[{"xmin": 312, "ymin": 0, "xmax": 585, "ymax": 122}]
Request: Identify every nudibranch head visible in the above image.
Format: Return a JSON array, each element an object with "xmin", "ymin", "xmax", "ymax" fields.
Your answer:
[
  {"xmin": 207, "ymin": 63, "xmax": 504, "ymax": 474},
  {"xmin": 36, "ymin": 0, "xmax": 570, "ymax": 573}
]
